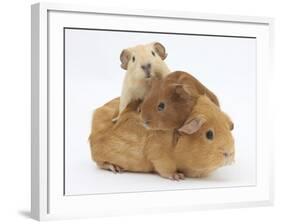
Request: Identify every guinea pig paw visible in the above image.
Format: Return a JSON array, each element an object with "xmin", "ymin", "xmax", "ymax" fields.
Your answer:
[
  {"xmin": 108, "ymin": 164, "xmax": 124, "ymax": 174},
  {"xmin": 170, "ymin": 172, "xmax": 185, "ymax": 181},
  {"xmin": 112, "ymin": 117, "xmax": 118, "ymax": 123}
]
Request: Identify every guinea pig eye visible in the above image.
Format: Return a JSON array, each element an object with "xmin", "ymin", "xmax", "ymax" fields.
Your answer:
[
  {"xmin": 151, "ymin": 51, "xmax": 156, "ymax": 56},
  {"xmin": 157, "ymin": 102, "xmax": 165, "ymax": 111},
  {"xmin": 206, "ymin": 130, "xmax": 214, "ymax": 140},
  {"xmin": 132, "ymin": 56, "xmax": 135, "ymax": 62},
  {"xmin": 230, "ymin": 122, "xmax": 234, "ymax": 131}
]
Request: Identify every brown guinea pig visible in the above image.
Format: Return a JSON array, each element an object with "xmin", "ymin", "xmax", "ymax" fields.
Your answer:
[{"xmin": 140, "ymin": 71, "xmax": 220, "ymax": 131}]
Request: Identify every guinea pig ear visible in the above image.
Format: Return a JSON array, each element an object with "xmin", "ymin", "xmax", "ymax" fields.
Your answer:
[
  {"xmin": 120, "ymin": 49, "xmax": 131, "ymax": 70},
  {"xmin": 153, "ymin": 42, "xmax": 168, "ymax": 60},
  {"xmin": 178, "ymin": 115, "xmax": 207, "ymax": 135},
  {"xmin": 174, "ymin": 84, "xmax": 192, "ymax": 100}
]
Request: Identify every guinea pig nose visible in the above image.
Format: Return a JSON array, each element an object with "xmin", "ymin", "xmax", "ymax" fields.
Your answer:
[
  {"xmin": 223, "ymin": 152, "xmax": 229, "ymax": 157},
  {"xmin": 143, "ymin": 120, "xmax": 151, "ymax": 129},
  {"xmin": 141, "ymin": 63, "xmax": 152, "ymax": 72}
]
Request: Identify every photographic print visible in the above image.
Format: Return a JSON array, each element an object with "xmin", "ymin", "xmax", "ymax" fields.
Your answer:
[
  {"xmin": 64, "ymin": 28, "xmax": 256, "ymax": 195},
  {"xmin": 31, "ymin": 3, "xmax": 273, "ymax": 220}
]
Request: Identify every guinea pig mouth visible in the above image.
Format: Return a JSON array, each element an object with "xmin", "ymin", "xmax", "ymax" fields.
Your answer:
[
  {"xmin": 142, "ymin": 123, "xmax": 151, "ymax": 129},
  {"xmin": 145, "ymin": 73, "xmax": 152, "ymax": 79},
  {"xmin": 223, "ymin": 155, "xmax": 235, "ymax": 166}
]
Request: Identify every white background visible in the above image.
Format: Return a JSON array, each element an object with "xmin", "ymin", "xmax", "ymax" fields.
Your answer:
[
  {"xmin": 65, "ymin": 29, "xmax": 256, "ymax": 195},
  {"xmin": 0, "ymin": 0, "xmax": 280, "ymax": 223}
]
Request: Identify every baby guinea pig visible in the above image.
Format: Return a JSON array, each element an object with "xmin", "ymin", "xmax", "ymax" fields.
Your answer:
[
  {"xmin": 112, "ymin": 42, "xmax": 171, "ymax": 122},
  {"xmin": 140, "ymin": 71, "xmax": 220, "ymax": 131}
]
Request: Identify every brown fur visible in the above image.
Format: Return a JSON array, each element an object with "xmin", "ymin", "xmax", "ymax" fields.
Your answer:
[
  {"xmin": 89, "ymin": 96, "xmax": 234, "ymax": 179},
  {"xmin": 140, "ymin": 71, "xmax": 220, "ymax": 130}
]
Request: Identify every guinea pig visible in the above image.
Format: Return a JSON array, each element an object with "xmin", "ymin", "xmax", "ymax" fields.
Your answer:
[
  {"xmin": 140, "ymin": 70, "xmax": 220, "ymax": 131},
  {"xmin": 112, "ymin": 42, "xmax": 171, "ymax": 122},
  {"xmin": 89, "ymin": 96, "xmax": 235, "ymax": 180}
]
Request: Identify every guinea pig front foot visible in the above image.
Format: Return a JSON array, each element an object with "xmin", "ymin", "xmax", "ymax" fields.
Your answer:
[
  {"xmin": 110, "ymin": 164, "xmax": 124, "ymax": 174},
  {"xmin": 102, "ymin": 162, "xmax": 124, "ymax": 174},
  {"xmin": 112, "ymin": 116, "xmax": 118, "ymax": 123},
  {"xmin": 168, "ymin": 172, "xmax": 185, "ymax": 181}
]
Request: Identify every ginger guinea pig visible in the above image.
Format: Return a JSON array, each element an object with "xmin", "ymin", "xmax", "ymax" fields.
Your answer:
[
  {"xmin": 89, "ymin": 95, "xmax": 235, "ymax": 180},
  {"xmin": 174, "ymin": 95, "xmax": 235, "ymax": 177},
  {"xmin": 140, "ymin": 71, "xmax": 220, "ymax": 130},
  {"xmin": 112, "ymin": 42, "xmax": 171, "ymax": 122}
]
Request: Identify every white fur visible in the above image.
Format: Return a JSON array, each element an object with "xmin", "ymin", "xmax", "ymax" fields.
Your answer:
[{"xmin": 113, "ymin": 42, "xmax": 171, "ymax": 122}]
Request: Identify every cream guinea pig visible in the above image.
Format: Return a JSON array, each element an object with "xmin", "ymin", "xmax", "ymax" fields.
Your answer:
[{"xmin": 112, "ymin": 42, "xmax": 171, "ymax": 122}]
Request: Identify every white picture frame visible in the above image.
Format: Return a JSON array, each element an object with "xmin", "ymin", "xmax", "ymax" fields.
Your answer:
[{"xmin": 31, "ymin": 2, "xmax": 274, "ymax": 221}]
